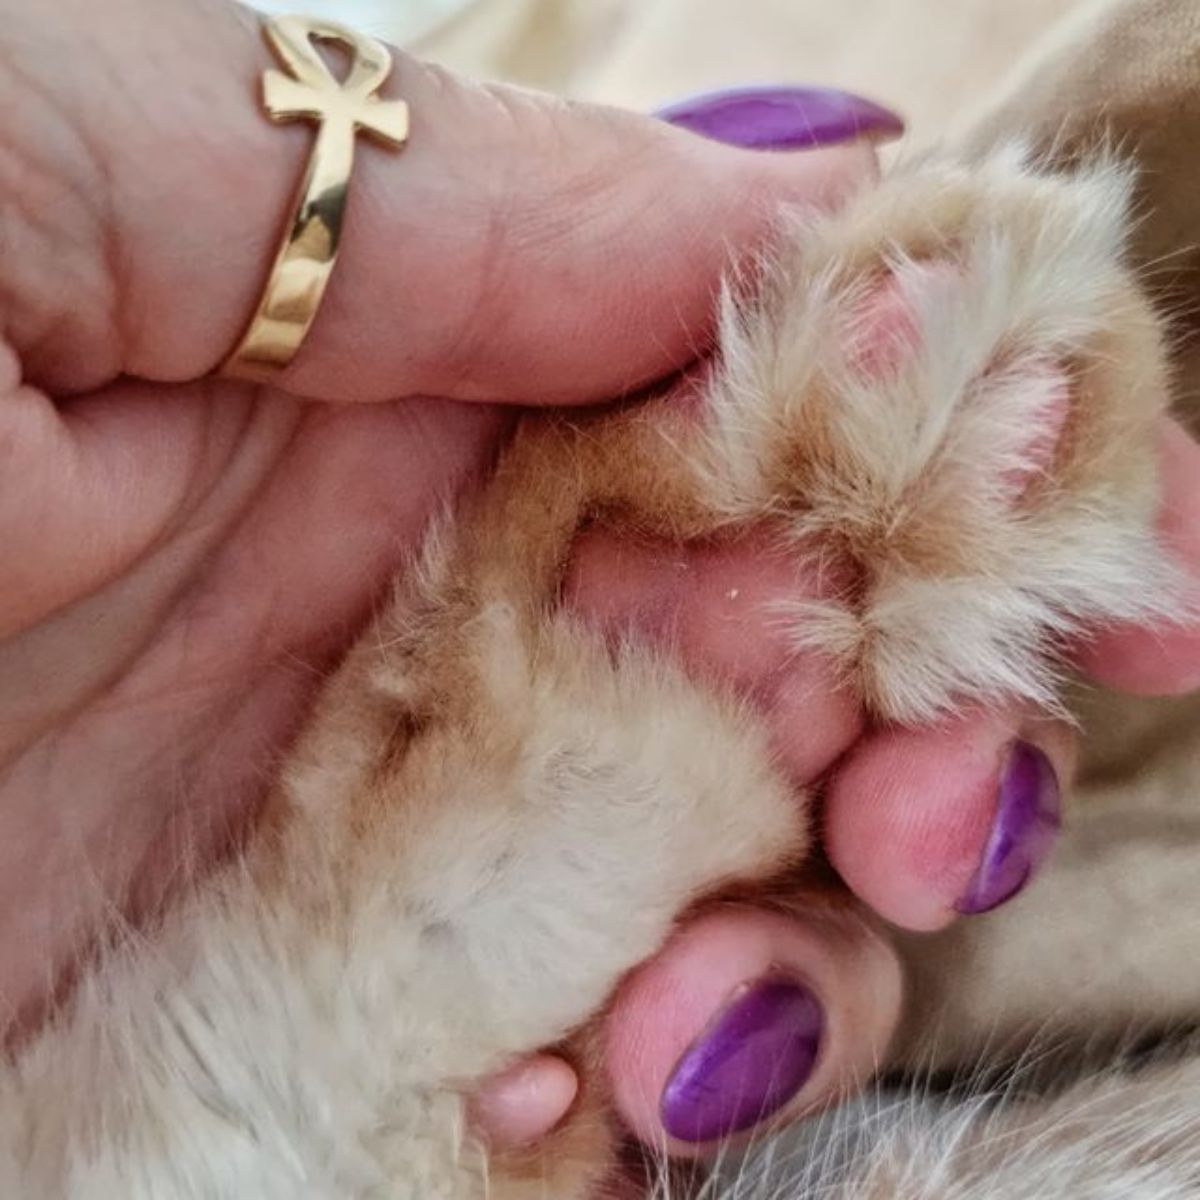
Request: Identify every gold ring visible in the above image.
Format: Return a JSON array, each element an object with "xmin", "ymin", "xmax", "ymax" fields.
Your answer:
[{"xmin": 221, "ymin": 14, "xmax": 410, "ymax": 381}]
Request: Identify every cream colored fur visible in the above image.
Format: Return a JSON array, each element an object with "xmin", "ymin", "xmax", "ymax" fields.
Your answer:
[
  {"xmin": 708, "ymin": 1055, "xmax": 1200, "ymax": 1199},
  {"xmin": 0, "ymin": 125, "xmax": 1186, "ymax": 1197},
  {"xmin": 699, "ymin": 147, "xmax": 1177, "ymax": 721}
]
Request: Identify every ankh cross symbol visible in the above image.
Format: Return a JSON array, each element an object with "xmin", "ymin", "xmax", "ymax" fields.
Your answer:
[{"xmin": 222, "ymin": 14, "xmax": 409, "ymax": 381}]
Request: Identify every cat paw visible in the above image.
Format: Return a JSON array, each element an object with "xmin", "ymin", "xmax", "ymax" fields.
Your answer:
[
  {"xmin": 279, "ymin": 560, "xmax": 810, "ymax": 1071},
  {"xmin": 691, "ymin": 146, "xmax": 1180, "ymax": 721}
]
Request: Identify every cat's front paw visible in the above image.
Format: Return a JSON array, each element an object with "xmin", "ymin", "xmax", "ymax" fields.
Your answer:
[
  {"xmin": 695, "ymin": 147, "xmax": 1181, "ymax": 722},
  {"xmin": 271, "ymin": 551, "xmax": 812, "ymax": 1196}
]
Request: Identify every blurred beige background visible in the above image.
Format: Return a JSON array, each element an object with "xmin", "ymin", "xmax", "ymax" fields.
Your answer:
[{"xmin": 258, "ymin": 0, "xmax": 1078, "ymax": 138}]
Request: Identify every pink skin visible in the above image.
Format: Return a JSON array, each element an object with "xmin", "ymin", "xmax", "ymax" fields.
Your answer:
[
  {"xmin": 826, "ymin": 710, "xmax": 1077, "ymax": 931},
  {"xmin": 468, "ymin": 1055, "xmax": 580, "ymax": 1149},
  {"xmin": 607, "ymin": 908, "xmax": 902, "ymax": 1155},
  {"xmin": 563, "ymin": 528, "xmax": 864, "ymax": 782}
]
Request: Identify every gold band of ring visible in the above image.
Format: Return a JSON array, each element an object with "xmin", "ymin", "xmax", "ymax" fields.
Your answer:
[{"xmin": 221, "ymin": 14, "xmax": 409, "ymax": 381}]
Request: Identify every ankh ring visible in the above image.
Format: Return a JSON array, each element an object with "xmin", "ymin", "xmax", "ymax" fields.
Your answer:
[{"xmin": 221, "ymin": 14, "xmax": 409, "ymax": 381}]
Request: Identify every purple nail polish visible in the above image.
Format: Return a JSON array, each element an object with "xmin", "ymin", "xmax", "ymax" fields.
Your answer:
[
  {"xmin": 956, "ymin": 741, "xmax": 1062, "ymax": 915},
  {"xmin": 661, "ymin": 977, "xmax": 823, "ymax": 1143},
  {"xmin": 655, "ymin": 85, "xmax": 904, "ymax": 150}
]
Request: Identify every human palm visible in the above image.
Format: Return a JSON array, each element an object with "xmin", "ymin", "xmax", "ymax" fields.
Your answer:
[{"xmin": 1, "ymin": 372, "xmax": 506, "ymax": 1019}]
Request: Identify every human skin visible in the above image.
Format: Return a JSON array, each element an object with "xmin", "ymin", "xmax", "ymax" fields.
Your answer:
[{"xmin": 3, "ymin": 0, "xmax": 1200, "ymax": 1160}]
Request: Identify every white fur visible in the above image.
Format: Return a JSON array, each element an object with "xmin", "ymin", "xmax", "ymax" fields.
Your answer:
[{"xmin": 705, "ymin": 1056, "xmax": 1200, "ymax": 1199}]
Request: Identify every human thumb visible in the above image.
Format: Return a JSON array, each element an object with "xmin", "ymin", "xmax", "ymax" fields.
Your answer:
[{"xmin": 4, "ymin": 0, "xmax": 891, "ymax": 403}]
